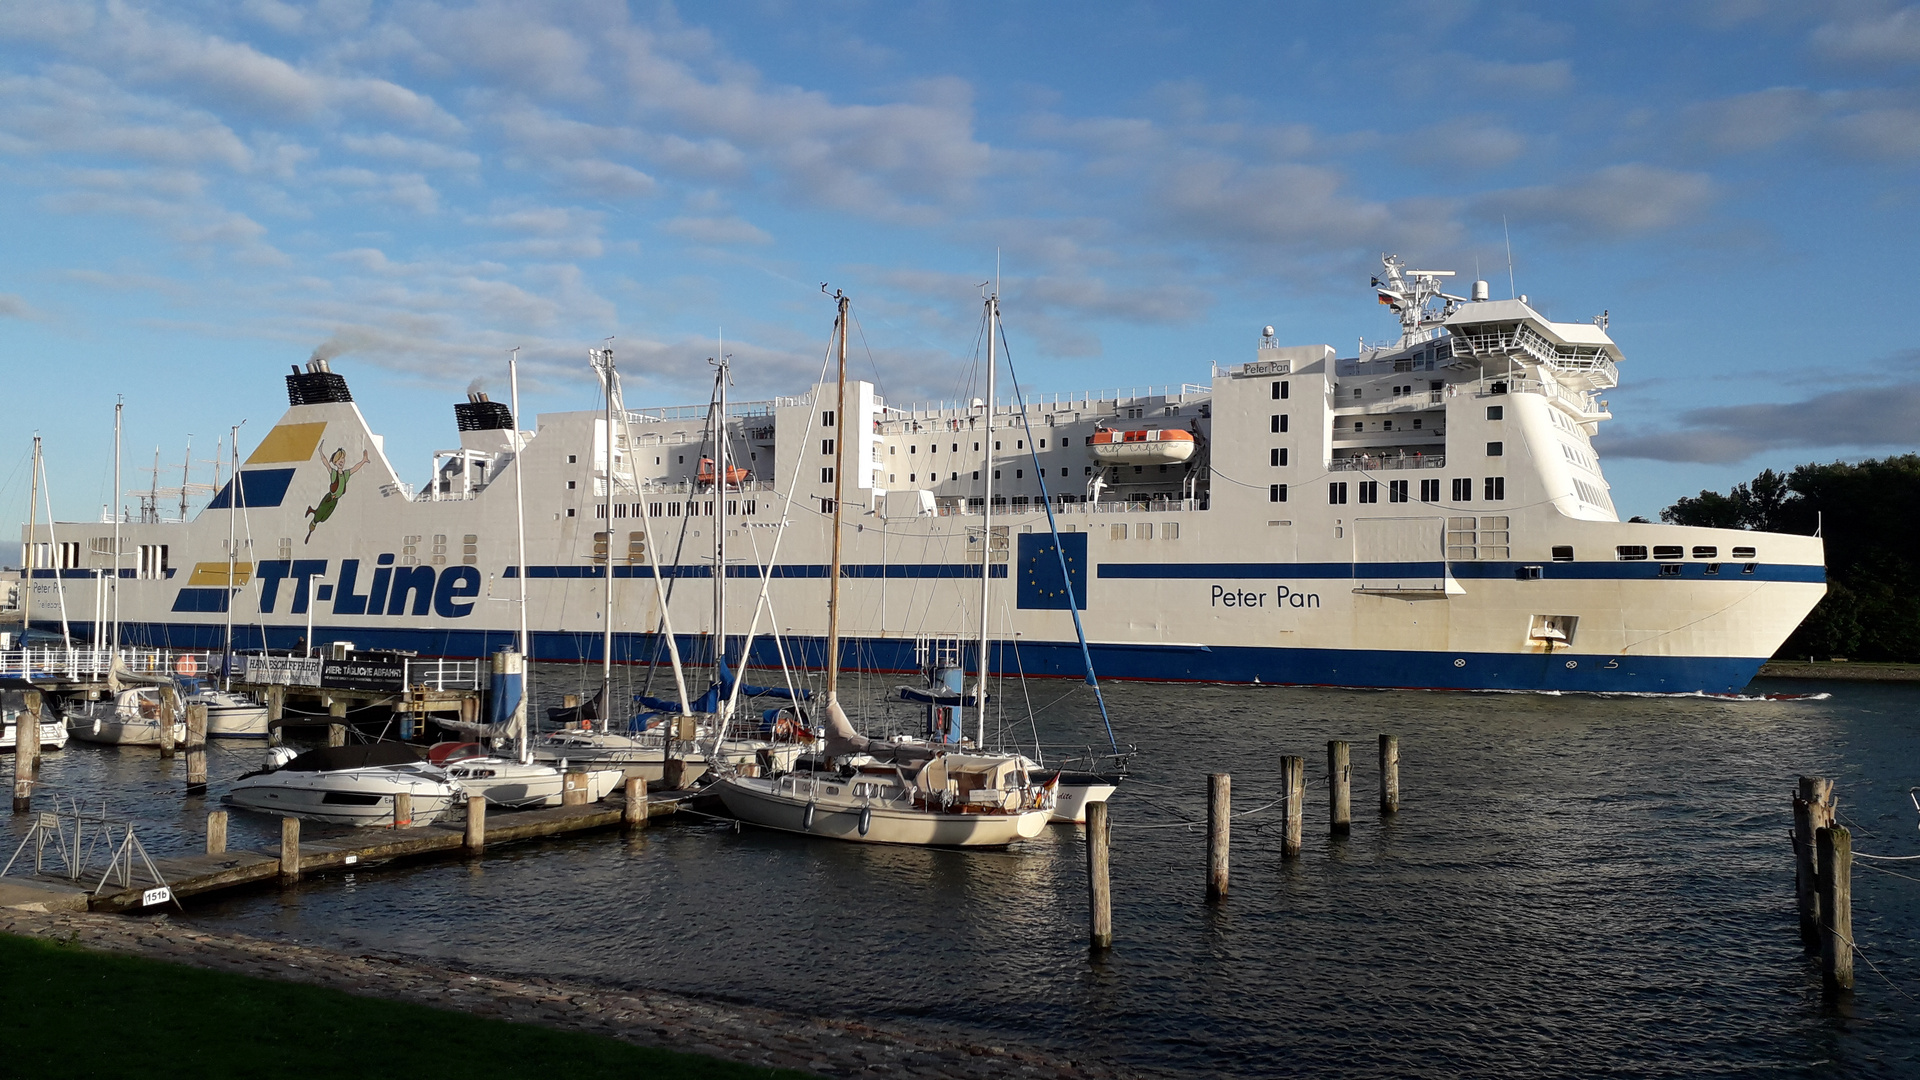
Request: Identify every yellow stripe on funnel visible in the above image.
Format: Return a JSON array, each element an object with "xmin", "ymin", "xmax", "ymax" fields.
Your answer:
[
  {"xmin": 187, "ymin": 562, "xmax": 253, "ymax": 586},
  {"xmin": 246, "ymin": 422, "xmax": 326, "ymax": 464}
]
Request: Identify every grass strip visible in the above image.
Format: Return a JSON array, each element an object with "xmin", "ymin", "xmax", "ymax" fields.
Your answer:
[{"xmin": 0, "ymin": 930, "xmax": 811, "ymax": 1079}]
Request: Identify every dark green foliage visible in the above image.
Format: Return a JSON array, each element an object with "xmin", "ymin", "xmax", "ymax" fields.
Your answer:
[
  {"xmin": 0, "ymin": 931, "xmax": 808, "ymax": 1080},
  {"xmin": 1662, "ymin": 455, "xmax": 1920, "ymax": 661}
]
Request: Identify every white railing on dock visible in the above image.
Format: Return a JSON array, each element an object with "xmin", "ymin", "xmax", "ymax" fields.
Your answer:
[
  {"xmin": 406, "ymin": 658, "xmax": 482, "ymax": 691},
  {"xmin": 0, "ymin": 647, "xmax": 228, "ymax": 683}
]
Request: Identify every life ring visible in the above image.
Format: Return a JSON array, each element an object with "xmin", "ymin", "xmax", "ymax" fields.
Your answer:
[
  {"xmin": 175, "ymin": 654, "xmax": 198, "ymax": 676},
  {"xmin": 579, "ymin": 718, "xmax": 591, "ymax": 730}
]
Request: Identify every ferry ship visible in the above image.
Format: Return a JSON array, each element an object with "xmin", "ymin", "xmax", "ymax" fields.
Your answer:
[{"xmin": 20, "ymin": 258, "xmax": 1825, "ymax": 694}]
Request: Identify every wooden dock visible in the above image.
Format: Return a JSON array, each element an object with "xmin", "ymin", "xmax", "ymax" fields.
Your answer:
[{"xmin": 20, "ymin": 795, "xmax": 677, "ymax": 915}]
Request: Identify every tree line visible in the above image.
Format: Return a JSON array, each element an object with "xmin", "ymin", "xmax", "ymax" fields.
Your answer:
[{"xmin": 1661, "ymin": 455, "xmax": 1920, "ymax": 662}]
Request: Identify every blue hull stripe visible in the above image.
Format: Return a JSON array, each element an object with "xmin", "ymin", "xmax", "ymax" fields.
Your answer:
[
  {"xmin": 82, "ymin": 620, "xmax": 1768, "ymax": 695},
  {"xmin": 1099, "ymin": 561, "xmax": 1824, "ymax": 583}
]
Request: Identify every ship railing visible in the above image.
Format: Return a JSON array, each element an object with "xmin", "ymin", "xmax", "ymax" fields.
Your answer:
[
  {"xmin": 624, "ymin": 401, "xmax": 778, "ymax": 423},
  {"xmin": 406, "ymin": 658, "xmax": 482, "ymax": 691},
  {"xmin": 0, "ymin": 647, "xmax": 230, "ymax": 683},
  {"xmin": 931, "ymin": 496, "xmax": 1203, "ymax": 516},
  {"xmin": 1328, "ymin": 454, "xmax": 1447, "ymax": 472}
]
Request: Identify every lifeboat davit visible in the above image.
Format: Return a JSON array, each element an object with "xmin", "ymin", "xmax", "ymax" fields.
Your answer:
[
  {"xmin": 1087, "ymin": 428, "xmax": 1196, "ymax": 465},
  {"xmin": 697, "ymin": 457, "xmax": 750, "ymax": 487}
]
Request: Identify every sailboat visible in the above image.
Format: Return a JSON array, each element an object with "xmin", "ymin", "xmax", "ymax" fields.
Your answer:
[{"xmin": 711, "ymin": 289, "xmax": 1057, "ymax": 847}]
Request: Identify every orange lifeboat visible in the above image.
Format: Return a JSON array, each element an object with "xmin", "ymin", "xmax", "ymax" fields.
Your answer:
[
  {"xmin": 1087, "ymin": 428, "xmax": 1196, "ymax": 465},
  {"xmin": 697, "ymin": 457, "xmax": 750, "ymax": 487}
]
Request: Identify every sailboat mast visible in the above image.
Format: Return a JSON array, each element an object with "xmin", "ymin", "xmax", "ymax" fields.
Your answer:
[
  {"xmin": 509, "ymin": 348, "xmax": 531, "ymax": 761},
  {"xmin": 179, "ymin": 437, "xmax": 192, "ymax": 523},
  {"xmin": 223, "ymin": 423, "xmax": 240, "ymax": 691},
  {"xmin": 110, "ymin": 399, "xmax": 122, "ymax": 654},
  {"xmin": 973, "ymin": 292, "xmax": 998, "ymax": 747},
  {"xmin": 825, "ymin": 292, "xmax": 849, "ymax": 704},
  {"xmin": 35, "ymin": 437, "xmax": 71, "ymax": 648},
  {"xmin": 600, "ymin": 346, "xmax": 615, "ymax": 731},
  {"xmin": 714, "ymin": 335, "xmax": 727, "ymax": 711}
]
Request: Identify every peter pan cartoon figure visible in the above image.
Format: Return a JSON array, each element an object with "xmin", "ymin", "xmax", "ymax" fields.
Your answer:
[{"xmin": 305, "ymin": 443, "xmax": 370, "ymax": 543}]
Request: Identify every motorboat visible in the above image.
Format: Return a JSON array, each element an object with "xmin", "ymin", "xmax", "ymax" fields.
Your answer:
[
  {"xmin": 64, "ymin": 688, "xmax": 185, "ymax": 747},
  {"xmin": 1, "ymin": 680, "xmax": 67, "ymax": 752},
  {"xmin": 192, "ymin": 686, "xmax": 271, "ymax": 738},
  {"xmin": 224, "ymin": 743, "xmax": 459, "ymax": 826},
  {"xmin": 427, "ymin": 741, "xmax": 622, "ymax": 808}
]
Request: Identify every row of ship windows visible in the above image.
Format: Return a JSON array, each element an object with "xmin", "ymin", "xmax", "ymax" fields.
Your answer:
[
  {"xmin": 594, "ymin": 501, "xmax": 760, "ymax": 519},
  {"xmin": 1281, "ymin": 478, "xmax": 1506, "ymax": 504},
  {"xmin": 1614, "ymin": 544, "xmax": 1757, "ymax": 561}
]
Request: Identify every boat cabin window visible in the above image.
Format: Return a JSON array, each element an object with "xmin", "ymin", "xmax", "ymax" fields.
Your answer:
[
  {"xmin": 1731, "ymin": 546, "xmax": 1757, "ymax": 560},
  {"xmin": 1487, "ymin": 442, "xmax": 1503, "ymax": 457},
  {"xmin": 1487, "ymin": 406, "xmax": 1504, "ymax": 420},
  {"xmin": 1551, "ymin": 545, "xmax": 1574, "ymax": 562},
  {"xmin": 1616, "ymin": 545, "xmax": 1649, "ymax": 561},
  {"xmin": 1653, "ymin": 546, "xmax": 1684, "ymax": 560},
  {"xmin": 1110, "ymin": 524, "xmax": 1127, "ymax": 540},
  {"xmin": 568, "ymin": 455, "xmax": 577, "ymax": 463},
  {"xmin": 1692, "ymin": 546, "xmax": 1717, "ymax": 559}
]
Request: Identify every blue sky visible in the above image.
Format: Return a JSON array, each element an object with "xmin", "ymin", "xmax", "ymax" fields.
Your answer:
[{"xmin": 3, "ymin": 0, "xmax": 1918, "ymax": 538}]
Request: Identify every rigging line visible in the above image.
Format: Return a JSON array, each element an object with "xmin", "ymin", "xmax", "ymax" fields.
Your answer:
[
  {"xmin": 1854, "ymin": 861, "xmax": 1920, "ymax": 886},
  {"xmin": 845, "ymin": 309, "xmax": 888, "ymax": 399},
  {"xmin": 995, "ymin": 316, "xmax": 1118, "ymax": 753},
  {"xmin": 1853, "ymin": 850, "xmax": 1920, "ymax": 860},
  {"xmin": 1824, "ymin": 916, "xmax": 1920, "ymax": 1004}
]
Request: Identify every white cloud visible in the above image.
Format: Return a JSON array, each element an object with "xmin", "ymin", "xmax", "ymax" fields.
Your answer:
[
  {"xmin": 554, "ymin": 158, "xmax": 657, "ymax": 197},
  {"xmin": 1812, "ymin": 6, "xmax": 1920, "ymax": 65},
  {"xmin": 339, "ymin": 132, "xmax": 479, "ymax": 171},
  {"xmin": 661, "ymin": 215, "xmax": 772, "ymax": 245},
  {"xmin": 0, "ymin": 293, "xmax": 42, "ymax": 319},
  {"xmin": 1480, "ymin": 164, "xmax": 1716, "ymax": 236},
  {"xmin": 1828, "ymin": 107, "xmax": 1920, "ymax": 159}
]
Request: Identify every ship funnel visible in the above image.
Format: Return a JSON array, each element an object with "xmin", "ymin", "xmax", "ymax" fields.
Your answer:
[{"xmin": 1471, "ymin": 279, "xmax": 1489, "ymax": 302}]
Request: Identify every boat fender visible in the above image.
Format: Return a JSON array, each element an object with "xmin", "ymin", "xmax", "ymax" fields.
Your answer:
[
  {"xmin": 858, "ymin": 805, "xmax": 872, "ymax": 836},
  {"xmin": 803, "ymin": 801, "xmax": 816, "ymax": 831}
]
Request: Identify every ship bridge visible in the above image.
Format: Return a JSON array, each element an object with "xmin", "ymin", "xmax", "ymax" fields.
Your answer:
[{"xmin": 1442, "ymin": 300, "xmax": 1621, "ymax": 392}]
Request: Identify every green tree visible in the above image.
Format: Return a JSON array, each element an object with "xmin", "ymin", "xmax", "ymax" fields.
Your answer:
[{"xmin": 1662, "ymin": 455, "xmax": 1920, "ymax": 661}]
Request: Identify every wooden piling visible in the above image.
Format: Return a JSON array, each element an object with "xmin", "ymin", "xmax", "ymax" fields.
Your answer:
[
  {"xmin": 1207, "ymin": 772, "xmax": 1231, "ymax": 901},
  {"xmin": 393, "ymin": 790, "xmax": 412, "ymax": 828},
  {"xmin": 1279, "ymin": 755, "xmax": 1304, "ymax": 859},
  {"xmin": 465, "ymin": 795, "xmax": 486, "ymax": 852},
  {"xmin": 662, "ymin": 757, "xmax": 686, "ymax": 791},
  {"xmin": 266, "ymin": 684, "xmax": 284, "ymax": 747},
  {"xmin": 1793, "ymin": 776, "xmax": 1835, "ymax": 952},
  {"xmin": 1816, "ymin": 825, "xmax": 1853, "ymax": 996},
  {"xmin": 279, "ymin": 816, "xmax": 301, "ymax": 883},
  {"xmin": 622, "ymin": 776, "xmax": 648, "ymax": 828},
  {"xmin": 1379, "ymin": 734, "xmax": 1399, "ymax": 816},
  {"xmin": 158, "ymin": 684, "xmax": 177, "ymax": 758},
  {"xmin": 12, "ymin": 690, "xmax": 39, "ymax": 813},
  {"xmin": 563, "ymin": 771, "xmax": 590, "ymax": 806},
  {"xmin": 207, "ymin": 810, "xmax": 228, "ymax": 855},
  {"xmin": 327, "ymin": 698, "xmax": 346, "ymax": 747},
  {"xmin": 1328, "ymin": 741, "xmax": 1351, "ymax": 835},
  {"xmin": 1087, "ymin": 800, "xmax": 1112, "ymax": 950},
  {"xmin": 184, "ymin": 703, "xmax": 208, "ymax": 795}
]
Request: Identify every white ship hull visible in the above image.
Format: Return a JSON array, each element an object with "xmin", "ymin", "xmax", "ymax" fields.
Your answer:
[{"xmin": 21, "ymin": 270, "xmax": 1825, "ymax": 696}]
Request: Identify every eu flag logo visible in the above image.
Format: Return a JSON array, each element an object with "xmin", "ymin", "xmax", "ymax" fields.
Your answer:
[{"xmin": 1016, "ymin": 531, "xmax": 1087, "ymax": 610}]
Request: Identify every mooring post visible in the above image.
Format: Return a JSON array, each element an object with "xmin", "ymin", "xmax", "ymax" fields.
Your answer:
[
  {"xmin": 1207, "ymin": 772, "xmax": 1231, "ymax": 901},
  {"xmin": 623, "ymin": 775, "xmax": 648, "ymax": 828},
  {"xmin": 662, "ymin": 755, "xmax": 686, "ymax": 791},
  {"xmin": 1328, "ymin": 741, "xmax": 1351, "ymax": 835},
  {"xmin": 327, "ymin": 698, "xmax": 346, "ymax": 747},
  {"xmin": 393, "ymin": 790, "xmax": 412, "ymax": 828},
  {"xmin": 1280, "ymin": 755, "xmax": 1304, "ymax": 858},
  {"xmin": 12, "ymin": 689, "xmax": 39, "ymax": 813},
  {"xmin": 265, "ymin": 683, "xmax": 284, "ymax": 747},
  {"xmin": 465, "ymin": 795, "xmax": 486, "ymax": 852},
  {"xmin": 563, "ymin": 770, "xmax": 589, "ymax": 806},
  {"xmin": 1816, "ymin": 824, "xmax": 1854, "ymax": 996},
  {"xmin": 1379, "ymin": 734, "xmax": 1399, "ymax": 816},
  {"xmin": 207, "ymin": 810, "xmax": 228, "ymax": 854},
  {"xmin": 1793, "ymin": 776, "xmax": 1835, "ymax": 952},
  {"xmin": 158, "ymin": 683, "xmax": 178, "ymax": 758},
  {"xmin": 184, "ymin": 703, "xmax": 208, "ymax": 795},
  {"xmin": 1087, "ymin": 799, "xmax": 1113, "ymax": 950},
  {"xmin": 280, "ymin": 816, "xmax": 301, "ymax": 883}
]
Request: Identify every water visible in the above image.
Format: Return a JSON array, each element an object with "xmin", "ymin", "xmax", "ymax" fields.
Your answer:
[{"xmin": 10, "ymin": 677, "xmax": 1919, "ymax": 1078}]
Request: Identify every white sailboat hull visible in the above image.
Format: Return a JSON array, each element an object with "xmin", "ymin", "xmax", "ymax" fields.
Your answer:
[
  {"xmin": 714, "ymin": 774, "xmax": 1052, "ymax": 847},
  {"xmin": 2, "ymin": 719, "xmax": 69, "ymax": 752}
]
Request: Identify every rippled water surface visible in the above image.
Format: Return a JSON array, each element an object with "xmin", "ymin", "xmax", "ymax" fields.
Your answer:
[{"xmin": 11, "ymin": 675, "xmax": 1919, "ymax": 1078}]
